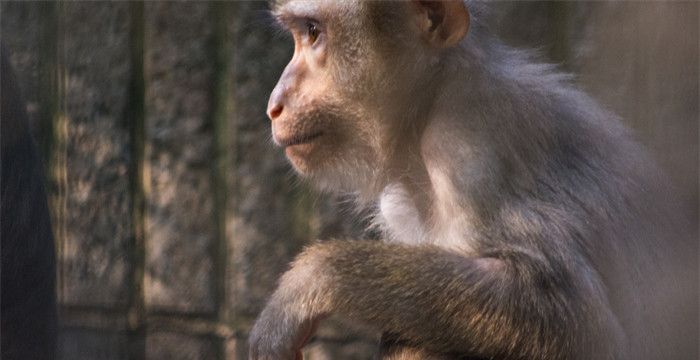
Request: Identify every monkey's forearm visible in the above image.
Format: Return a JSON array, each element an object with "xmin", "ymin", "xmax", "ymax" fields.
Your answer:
[{"xmin": 274, "ymin": 240, "xmax": 621, "ymax": 359}]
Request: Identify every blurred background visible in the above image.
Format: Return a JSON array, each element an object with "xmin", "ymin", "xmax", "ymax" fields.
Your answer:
[{"xmin": 1, "ymin": 1, "xmax": 697, "ymax": 359}]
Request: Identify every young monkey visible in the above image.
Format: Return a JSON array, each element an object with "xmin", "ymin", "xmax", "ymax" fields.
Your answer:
[{"xmin": 249, "ymin": 1, "xmax": 696, "ymax": 359}]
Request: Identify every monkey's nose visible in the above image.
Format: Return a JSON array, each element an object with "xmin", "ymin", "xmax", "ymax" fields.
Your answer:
[{"xmin": 267, "ymin": 102, "xmax": 283, "ymax": 121}]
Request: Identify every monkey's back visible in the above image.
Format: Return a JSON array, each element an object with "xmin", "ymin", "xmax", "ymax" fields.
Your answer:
[{"xmin": 495, "ymin": 78, "xmax": 695, "ymax": 359}]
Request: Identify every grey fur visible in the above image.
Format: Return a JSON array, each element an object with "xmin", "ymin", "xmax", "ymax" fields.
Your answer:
[{"xmin": 250, "ymin": 2, "xmax": 695, "ymax": 359}]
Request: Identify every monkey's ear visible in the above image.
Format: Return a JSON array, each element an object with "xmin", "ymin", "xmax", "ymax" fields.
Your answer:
[{"xmin": 411, "ymin": 0, "xmax": 470, "ymax": 48}]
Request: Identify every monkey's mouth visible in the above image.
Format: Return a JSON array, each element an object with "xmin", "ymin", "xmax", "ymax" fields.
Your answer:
[{"xmin": 277, "ymin": 131, "xmax": 324, "ymax": 148}]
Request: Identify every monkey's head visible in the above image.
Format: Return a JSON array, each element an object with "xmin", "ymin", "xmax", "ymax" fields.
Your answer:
[{"xmin": 267, "ymin": 0, "xmax": 470, "ymax": 196}]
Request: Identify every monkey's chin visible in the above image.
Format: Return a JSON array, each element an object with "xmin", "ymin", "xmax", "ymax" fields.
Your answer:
[{"xmin": 284, "ymin": 142, "xmax": 321, "ymax": 175}]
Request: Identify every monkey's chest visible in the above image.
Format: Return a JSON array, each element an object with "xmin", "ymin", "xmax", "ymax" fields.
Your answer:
[
  {"xmin": 379, "ymin": 186, "xmax": 428, "ymax": 246},
  {"xmin": 378, "ymin": 184, "xmax": 476, "ymax": 252}
]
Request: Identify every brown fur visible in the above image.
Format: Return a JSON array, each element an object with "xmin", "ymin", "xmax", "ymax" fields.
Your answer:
[{"xmin": 249, "ymin": 1, "xmax": 697, "ymax": 359}]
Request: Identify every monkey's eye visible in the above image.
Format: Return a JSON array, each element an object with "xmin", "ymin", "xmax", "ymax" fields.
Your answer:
[{"xmin": 306, "ymin": 21, "xmax": 320, "ymax": 44}]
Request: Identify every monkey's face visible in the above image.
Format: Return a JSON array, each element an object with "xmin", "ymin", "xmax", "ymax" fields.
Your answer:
[
  {"xmin": 267, "ymin": 1, "xmax": 389, "ymax": 193},
  {"xmin": 267, "ymin": 1, "xmax": 469, "ymax": 194}
]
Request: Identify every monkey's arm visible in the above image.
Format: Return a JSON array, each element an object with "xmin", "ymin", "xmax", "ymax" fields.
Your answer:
[{"xmin": 249, "ymin": 239, "xmax": 624, "ymax": 360}]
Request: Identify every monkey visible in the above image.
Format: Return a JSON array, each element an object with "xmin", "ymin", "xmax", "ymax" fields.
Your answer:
[
  {"xmin": 249, "ymin": 1, "xmax": 697, "ymax": 359},
  {"xmin": 1, "ymin": 45, "xmax": 58, "ymax": 360}
]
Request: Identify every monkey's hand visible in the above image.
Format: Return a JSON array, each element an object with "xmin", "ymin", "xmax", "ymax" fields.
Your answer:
[
  {"xmin": 248, "ymin": 299, "xmax": 319, "ymax": 360},
  {"xmin": 249, "ymin": 253, "xmax": 326, "ymax": 360}
]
